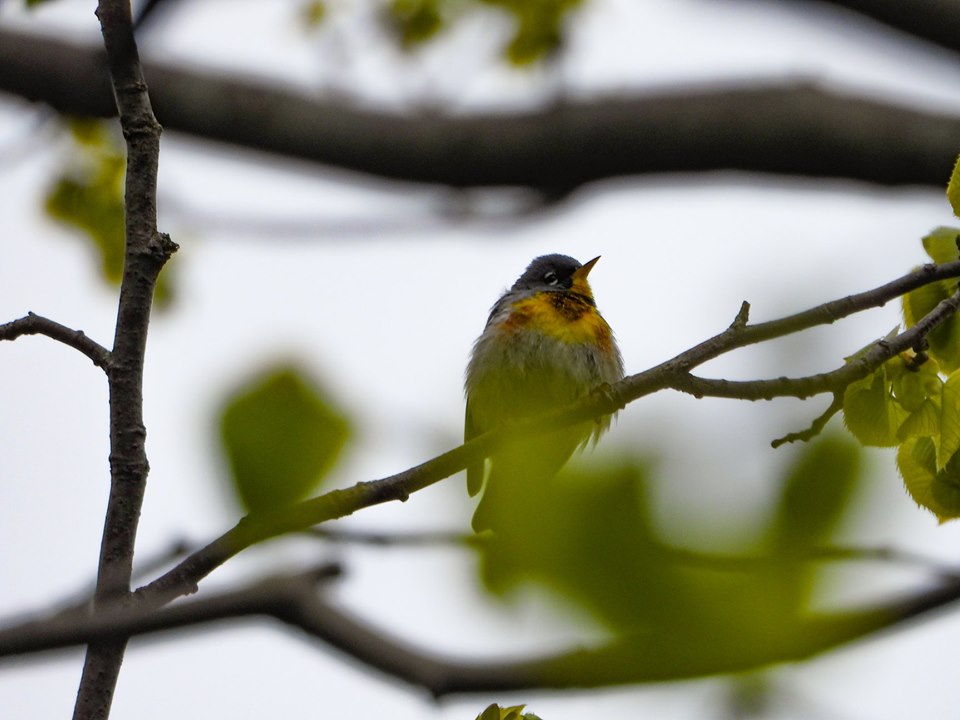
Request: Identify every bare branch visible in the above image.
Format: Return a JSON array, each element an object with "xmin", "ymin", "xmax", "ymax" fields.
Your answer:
[
  {"xmin": 73, "ymin": 2, "xmax": 177, "ymax": 718},
  {"xmin": 771, "ymin": 394, "xmax": 844, "ymax": 448},
  {"xmin": 4, "ymin": 556, "xmax": 960, "ymax": 697},
  {"xmin": 0, "ymin": 565, "xmax": 341, "ymax": 659},
  {"xmin": 302, "ymin": 527, "xmax": 478, "ymax": 548},
  {"xmin": 0, "ymin": 27, "xmax": 958, "ymax": 190},
  {"xmin": 133, "ymin": 261, "xmax": 960, "ymax": 608},
  {"xmin": 668, "ymin": 287, "xmax": 960, "ymax": 401},
  {"xmin": 0, "ymin": 312, "xmax": 110, "ymax": 370}
]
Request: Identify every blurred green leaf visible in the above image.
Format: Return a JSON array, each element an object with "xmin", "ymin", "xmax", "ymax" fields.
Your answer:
[
  {"xmin": 476, "ymin": 437, "xmax": 870, "ymax": 677},
  {"xmin": 771, "ymin": 435, "xmax": 861, "ymax": 554},
  {"xmin": 219, "ymin": 365, "xmax": 350, "ymax": 514},
  {"xmin": 301, "ymin": 0, "xmax": 327, "ymax": 27},
  {"xmin": 44, "ymin": 118, "xmax": 174, "ymax": 306},
  {"xmin": 478, "ymin": 456, "xmax": 680, "ymax": 630},
  {"xmin": 475, "ymin": 704, "xmax": 541, "ymax": 720},
  {"xmin": 480, "ymin": 0, "xmax": 583, "ymax": 64},
  {"xmin": 24, "ymin": 0, "xmax": 57, "ymax": 7},
  {"xmin": 764, "ymin": 435, "xmax": 862, "ymax": 611},
  {"xmin": 386, "ymin": 0, "xmax": 443, "ymax": 48}
]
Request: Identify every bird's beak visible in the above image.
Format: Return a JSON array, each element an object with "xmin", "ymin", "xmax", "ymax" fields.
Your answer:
[{"xmin": 573, "ymin": 256, "xmax": 601, "ymax": 280}]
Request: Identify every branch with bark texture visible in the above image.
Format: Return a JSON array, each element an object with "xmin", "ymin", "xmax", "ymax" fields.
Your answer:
[
  {"xmin": 2, "ymin": 27, "xmax": 960, "ymax": 190},
  {"xmin": 128, "ymin": 261, "xmax": 960, "ymax": 609},
  {"xmin": 68, "ymin": 3, "xmax": 176, "ymax": 719}
]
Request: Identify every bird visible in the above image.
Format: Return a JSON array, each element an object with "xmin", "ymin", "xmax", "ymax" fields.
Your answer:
[{"xmin": 464, "ymin": 254, "xmax": 624, "ymax": 532}]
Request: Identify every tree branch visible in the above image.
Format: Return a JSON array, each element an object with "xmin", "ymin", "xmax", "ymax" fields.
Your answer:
[
  {"xmin": 1, "ymin": 27, "xmax": 959, "ymax": 190},
  {"xmin": 73, "ymin": 3, "xmax": 177, "ymax": 719},
  {"xmin": 771, "ymin": 393, "xmax": 844, "ymax": 447},
  {"xmin": 804, "ymin": 0, "xmax": 960, "ymax": 55},
  {"xmin": 0, "ymin": 312, "xmax": 110, "ymax": 370},
  {"xmin": 130, "ymin": 261, "xmax": 960, "ymax": 609},
  {"xmin": 3, "ymin": 555, "xmax": 960, "ymax": 697},
  {"xmin": 0, "ymin": 565, "xmax": 342, "ymax": 659}
]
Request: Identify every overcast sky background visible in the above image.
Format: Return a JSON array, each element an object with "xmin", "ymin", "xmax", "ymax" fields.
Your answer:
[{"xmin": 4, "ymin": 0, "xmax": 960, "ymax": 718}]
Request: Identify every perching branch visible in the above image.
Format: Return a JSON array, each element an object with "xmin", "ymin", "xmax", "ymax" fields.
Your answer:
[
  {"xmin": 1, "ymin": 26, "xmax": 959, "ymax": 190},
  {"xmin": 130, "ymin": 260, "xmax": 960, "ymax": 609},
  {"xmin": 0, "ymin": 312, "xmax": 111, "ymax": 370},
  {"xmin": 71, "ymin": 3, "xmax": 177, "ymax": 719}
]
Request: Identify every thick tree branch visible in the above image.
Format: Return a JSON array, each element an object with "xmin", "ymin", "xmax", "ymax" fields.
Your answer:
[
  {"xmin": 0, "ymin": 312, "xmax": 110, "ymax": 370},
  {"xmin": 131, "ymin": 261, "xmax": 960, "ymax": 608},
  {"xmin": 1, "ymin": 28, "xmax": 959, "ymax": 190},
  {"xmin": 806, "ymin": 0, "xmax": 960, "ymax": 55},
  {"xmin": 3, "ymin": 556, "xmax": 960, "ymax": 697},
  {"xmin": 73, "ymin": 3, "xmax": 177, "ymax": 719}
]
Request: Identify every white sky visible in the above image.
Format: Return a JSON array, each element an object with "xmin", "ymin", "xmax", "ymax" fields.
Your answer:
[{"xmin": 3, "ymin": 1, "xmax": 960, "ymax": 718}]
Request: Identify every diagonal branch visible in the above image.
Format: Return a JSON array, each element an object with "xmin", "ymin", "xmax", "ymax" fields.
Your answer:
[
  {"xmin": 132, "ymin": 260, "xmax": 960, "ymax": 609},
  {"xmin": 0, "ymin": 312, "xmax": 110, "ymax": 370}
]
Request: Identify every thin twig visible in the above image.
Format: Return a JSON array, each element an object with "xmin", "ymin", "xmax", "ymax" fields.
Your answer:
[
  {"xmin": 302, "ymin": 527, "xmax": 478, "ymax": 548},
  {"xmin": 772, "ymin": 394, "xmax": 844, "ymax": 448},
  {"xmin": 0, "ymin": 312, "xmax": 111, "ymax": 370}
]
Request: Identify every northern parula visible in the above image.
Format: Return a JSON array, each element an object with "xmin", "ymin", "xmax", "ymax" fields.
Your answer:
[{"xmin": 464, "ymin": 254, "xmax": 624, "ymax": 532}]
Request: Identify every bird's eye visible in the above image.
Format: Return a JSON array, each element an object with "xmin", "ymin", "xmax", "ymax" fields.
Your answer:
[{"xmin": 543, "ymin": 271, "xmax": 559, "ymax": 285}]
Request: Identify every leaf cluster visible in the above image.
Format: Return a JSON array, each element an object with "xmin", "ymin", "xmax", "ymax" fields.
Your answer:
[{"xmin": 841, "ymin": 170, "xmax": 960, "ymax": 521}]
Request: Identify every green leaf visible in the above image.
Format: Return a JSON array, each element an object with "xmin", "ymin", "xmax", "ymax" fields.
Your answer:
[
  {"xmin": 477, "ymin": 705, "xmax": 501, "ymax": 720},
  {"xmin": 922, "ymin": 226, "xmax": 960, "ymax": 264},
  {"xmin": 478, "ymin": 457, "xmax": 678, "ymax": 631},
  {"xmin": 948, "ymin": 156, "xmax": 960, "ymax": 218},
  {"xmin": 897, "ymin": 398, "xmax": 941, "ymax": 442},
  {"xmin": 218, "ymin": 365, "xmax": 350, "ymax": 514},
  {"xmin": 760, "ymin": 435, "xmax": 863, "ymax": 614},
  {"xmin": 898, "ymin": 437, "xmax": 960, "ymax": 522},
  {"xmin": 939, "ymin": 370, "xmax": 960, "ymax": 467},
  {"xmin": 475, "ymin": 704, "xmax": 539, "ymax": 720},
  {"xmin": 300, "ymin": 0, "xmax": 327, "ymax": 27},
  {"xmin": 386, "ymin": 0, "xmax": 443, "ymax": 48},
  {"xmin": 771, "ymin": 435, "xmax": 861, "ymax": 554},
  {"xmin": 891, "ymin": 354, "xmax": 941, "ymax": 412},
  {"xmin": 842, "ymin": 366, "xmax": 907, "ymax": 447},
  {"xmin": 480, "ymin": 0, "xmax": 584, "ymax": 65},
  {"xmin": 902, "ymin": 230, "xmax": 960, "ymax": 372}
]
